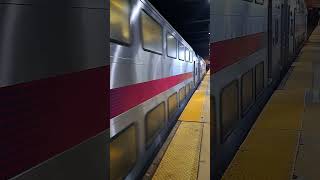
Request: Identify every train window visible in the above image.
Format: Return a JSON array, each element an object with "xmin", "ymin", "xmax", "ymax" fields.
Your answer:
[
  {"xmin": 141, "ymin": 11, "xmax": 163, "ymax": 54},
  {"xmin": 168, "ymin": 93, "xmax": 178, "ymax": 118},
  {"xmin": 186, "ymin": 83, "xmax": 190, "ymax": 95},
  {"xmin": 167, "ymin": 33, "xmax": 177, "ymax": 58},
  {"xmin": 110, "ymin": 124, "xmax": 137, "ymax": 180},
  {"xmin": 221, "ymin": 80, "xmax": 239, "ymax": 142},
  {"xmin": 186, "ymin": 49, "xmax": 190, "ymax": 62},
  {"xmin": 179, "ymin": 86, "xmax": 186, "ymax": 104},
  {"xmin": 145, "ymin": 102, "xmax": 165, "ymax": 146},
  {"xmin": 178, "ymin": 42, "xmax": 185, "ymax": 60},
  {"xmin": 241, "ymin": 69, "xmax": 254, "ymax": 114},
  {"xmin": 110, "ymin": 0, "xmax": 130, "ymax": 44},
  {"xmin": 255, "ymin": 62, "xmax": 264, "ymax": 97},
  {"xmin": 255, "ymin": 0, "xmax": 264, "ymax": 4}
]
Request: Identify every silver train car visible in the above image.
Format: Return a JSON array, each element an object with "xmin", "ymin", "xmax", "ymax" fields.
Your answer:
[
  {"xmin": 0, "ymin": 1, "xmax": 108, "ymax": 179},
  {"xmin": 210, "ymin": 0, "xmax": 307, "ymax": 177},
  {"xmin": 110, "ymin": 0, "xmax": 206, "ymax": 179}
]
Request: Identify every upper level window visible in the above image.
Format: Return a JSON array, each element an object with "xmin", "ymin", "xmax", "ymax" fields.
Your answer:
[
  {"xmin": 190, "ymin": 52, "xmax": 194, "ymax": 62},
  {"xmin": 167, "ymin": 33, "xmax": 177, "ymax": 58},
  {"xmin": 186, "ymin": 49, "xmax": 190, "ymax": 62},
  {"xmin": 189, "ymin": 50, "xmax": 193, "ymax": 62},
  {"xmin": 110, "ymin": 0, "xmax": 130, "ymax": 44},
  {"xmin": 178, "ymin": 42, "xmax": 185, "ymax": 60},
  {"xmin": 193, "ymin": 52, "xmax": 196, "ymax": 62},
  {"xmin": 141, "ymin": 11, "xmax": 163, "ymax": 54}
]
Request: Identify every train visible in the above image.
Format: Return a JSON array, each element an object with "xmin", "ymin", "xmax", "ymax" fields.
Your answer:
[
  {"xmin": 110, "ymin": 0, "xmax": 207, "ymax": 179},
  {"xmin": 0, "ymin": 1, "xmax": 108, "ymax": 179},
  {"xmin": 210, "ymin": 0, "xmax": 307, "ymax": 177}
]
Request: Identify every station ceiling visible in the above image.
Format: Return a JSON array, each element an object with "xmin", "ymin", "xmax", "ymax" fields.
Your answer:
[{"xmin": 149, "ymin": 0, "xmax": 210, "ymax": 59}]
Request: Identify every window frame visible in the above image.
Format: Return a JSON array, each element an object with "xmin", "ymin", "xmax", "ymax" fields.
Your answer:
[
  {"xmin": 255, "ymin": 62, "xmax": 265, "ymax": 97},
  {"xmin": 110, "ymin": 0, "xmax": 132, "ymax": 46},
  {"xmin": 186, "ymin": 83, "xmax": 190, "ymax": 95},
  {"xmin": 220, "ymin": 80, "xmax": 239, "ymax": 143},
  {"xmin": 179, "ymin": 86, "xmax": 186, "ymax": 104},
  {"xmin": 144, "ymin": 102, "xmax": 166, "ymax": 146},
  {"xmin": 140, "ymin": 9, "xmax": 163, "ymax": 55},
  {"xmin": 185, "ymin": 49, "xmax": 190, "ymax": 62},
  {"xmin": 188, "ymin": 49, "xmax": 192, "ymax": 62},
  {"xmin": 178, "ymin": 42, "xmax": 185, "ymax": 61},
  {"xmin": 110, "ymin": 123, "xmax": 137, "ymax": 180},
  {"xmin": 168, "ymin": 92, "xmax": 178, "ymax": 118},
  {"xmin": 190, "ymin": 51, "xmax": 194, "ymax": 63},
  {"xmin": 166, "ymin": 32, "xmax": 178, "ymax": 58},
  {"xmin": 241, "ymin": 69, "xmax": 254, "ymax": 115}
]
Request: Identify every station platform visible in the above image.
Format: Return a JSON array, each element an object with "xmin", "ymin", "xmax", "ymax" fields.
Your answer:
[
  {"xmin": 144, "ymin": 71, "xmax": 210, "ymax": 180},
  {"xmin": 222, "ymin": 26, "xmax": 320, "ymax": 179}
]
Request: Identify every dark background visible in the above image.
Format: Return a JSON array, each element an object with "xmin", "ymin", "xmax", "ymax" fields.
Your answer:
[{"xmin": 149, "ymin": 0, "xmax": 210, "ymax": 59}]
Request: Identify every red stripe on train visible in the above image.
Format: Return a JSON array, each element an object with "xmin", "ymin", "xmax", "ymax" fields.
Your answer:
[
  {"xmin": 210, "ymin": 32, "xmax": 265, "ymax": 73},
  {"xmin": 110, "ymin": 72, "xmax": 193, "ymax": 119},
  {"xmin": 0, "ymin": 66, "xmax": 108, "ymax": 179}
]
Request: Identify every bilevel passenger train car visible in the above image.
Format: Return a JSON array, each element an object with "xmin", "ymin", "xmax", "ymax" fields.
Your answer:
[
  {"xmin": 0, "ymin": 1, "xmax": 108, "ymax": 179},
  {"xmin": 110, "ymin": 0, "xmax": 206, "ymax": 179},
  {"xmin": 210, "ymin": 0, "xmax": 307, "ymax": 176}
]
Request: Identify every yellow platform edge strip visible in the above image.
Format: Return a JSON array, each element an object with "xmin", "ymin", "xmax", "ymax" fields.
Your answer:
[
  {"xmin": 179, "ymin": 73, "xmax": 209, "ymax": 122},
  {"xmin": 153, "ymin": 72, "xmax": 210, "ymax": 180},
  {"xmin": 152, "ymin": 122, "xmax": 203, "ymax": 180}
]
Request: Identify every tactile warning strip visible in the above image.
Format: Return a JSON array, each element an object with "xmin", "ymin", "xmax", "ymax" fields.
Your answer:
[
  {"xmin": 178, "ymin": 91, "xmax": 206, "ymax": 122},
  {"xmin": 179, "ymin": 74, "xmax": 209, "ymax": 122},
  {"xmin": 152, "ymin": 122, "xmax": 203, "ymax": 180},
  {"xmin": 152, "ymin": 71, "xmax": 210, "ymax": 180}
]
